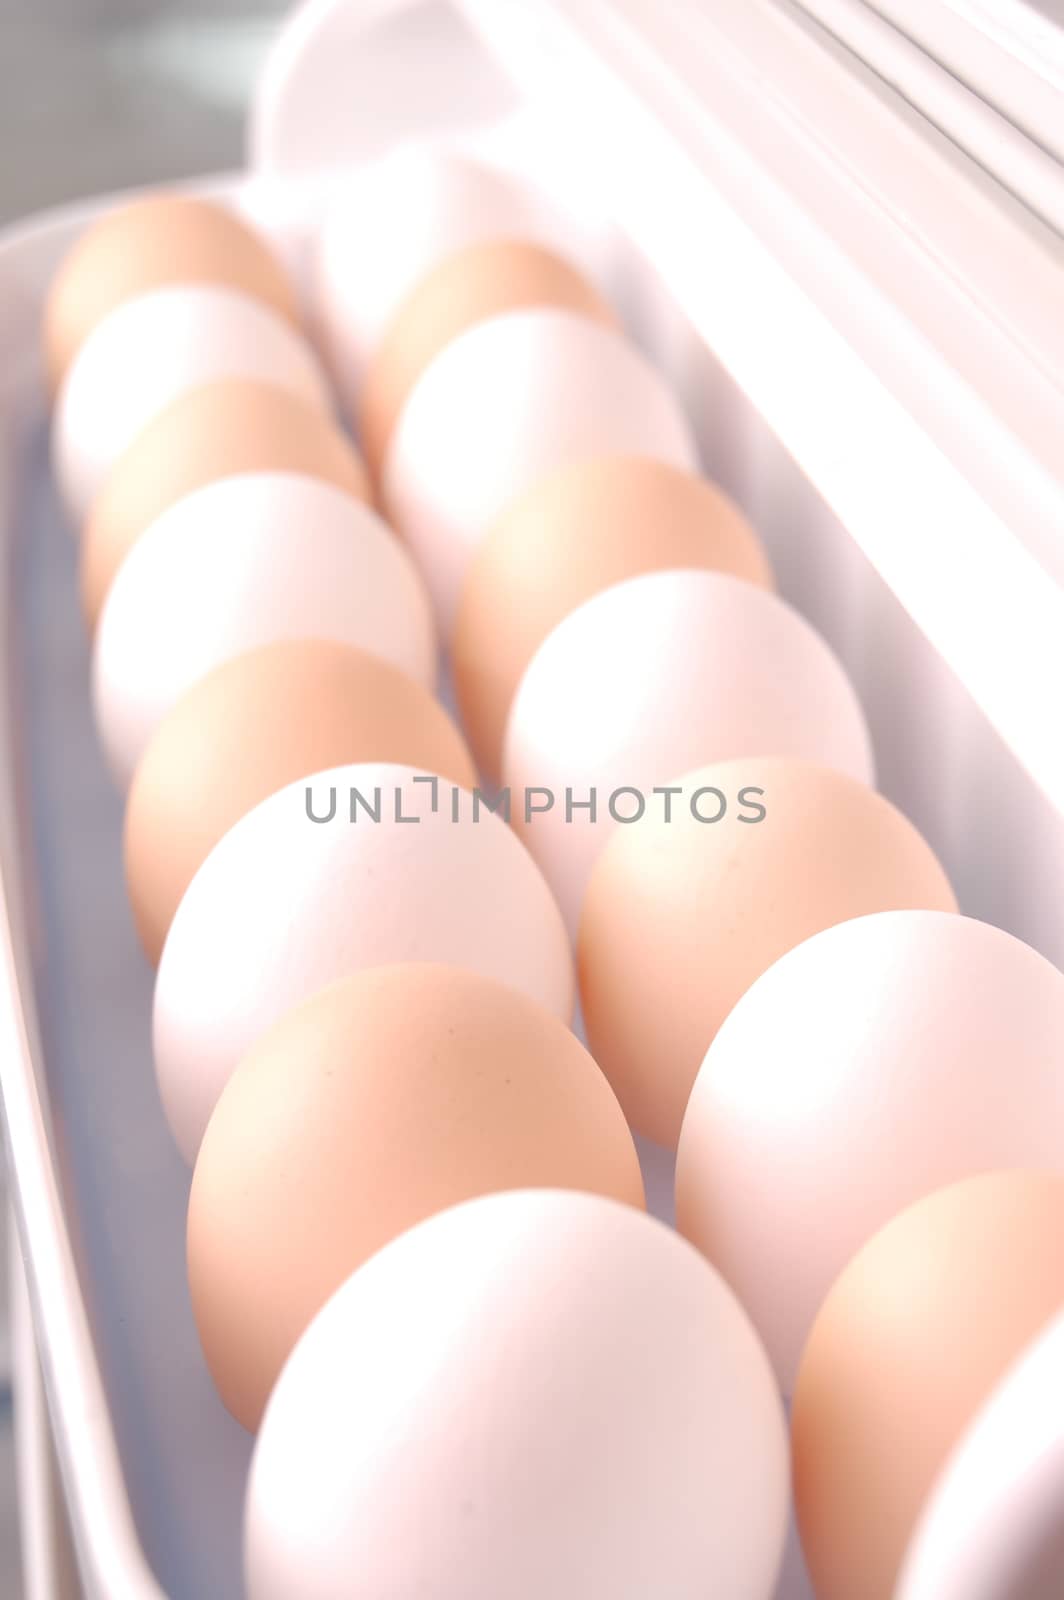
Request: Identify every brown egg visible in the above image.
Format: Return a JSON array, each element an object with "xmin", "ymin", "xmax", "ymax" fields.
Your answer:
[
  {"xmin": 43, "ymin": 194, "xmax": 299, "ymax": 393},
  {"xmin": 452, "ymin": 457, "xmax": 773, "ymax": 782},
  {"xmin": 579, "ymin": 758, "xmax": 956, "ymax": 1148},
  {"xmin": 125, "ymin": 638, "xmax": 475, "ymax": 965},
  {"xmin": 80, "ymin": 380, "xmax": 369, "ymax": 628},
  {"xmin": 793, "ymin": 1170, "xmax": 1064, "ymax": 1600},
  {"xmin": 358, "ymin": 238, "xmax": 616, "ymax": 477},
  {"xmin": 187, "ymin": 962, "xmax": 645, "ymax": 1430}
]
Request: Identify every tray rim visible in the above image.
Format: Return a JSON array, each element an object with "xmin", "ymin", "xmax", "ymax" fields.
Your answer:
[{"xmin": 0, "ymin": 189, "xmax": 215, "ymax": 1600}]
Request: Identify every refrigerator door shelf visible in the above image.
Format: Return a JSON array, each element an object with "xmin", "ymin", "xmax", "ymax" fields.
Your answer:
[
  {"xmin": 803, "ymin": 0, "xmax": 1064, "ymax": 167},
  {"xmin": 2, "ymin": 3, "xmax": 1063, "ymax": 1598}
]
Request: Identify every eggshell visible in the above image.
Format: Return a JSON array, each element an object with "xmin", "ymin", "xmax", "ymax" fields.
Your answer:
[
  {"xmin": 675, "ymin": 910, "xmax": 1064, "ymax": 1391},
  {"xmin": 898, "ymin": 1306, "xmax": 1064, "ymax": 1600},
  {"xmin": 53, "ymin": 284, "xmax": 329, "ymax": 522},
  {"xmin": 312, "ymin": 148, "xmax": 557, "ymax": 407},
  {"xmin": 189, "ymin": 965, "xmax": 645, "ymax": 1430},
  {"xmin": 154, "ymin": 763, "xmax": 573, "ymax": 1163},
  {"xmin": 81, "ymin": 379, "xmax": 368, "ymax": 627},
  {"xmin": 382, "ymin": 309, "xmax": 698, "ymax": 629},
  {"xmin": 792, "ymin": 1170, "xmax": 1064, "ymax": 1600},
  {"xmin": 125, "ymin": 640, "xmax": 475, "ymax": 966},
  {"xmin": 245, "ymin": 1189, "xmax": 789, "ymax": 1600},
  {"xmin": 43, "ymin": 193, "xmax": 298, "ymax": 392},
  {"xmin": 453, "ymin": 457, "xmax": 773, "ymax": 782},
  {"xmin": 359, "ymin": 240, "xmax": 615, "ymax": 477},
  {"xmin": 503, "ymin": 569, "xmax": 874, "ymax": 933},
  {"xmin": 579, "ymin": 759, "xmax": 955, "ymax": 1148},
  {"xmin": 92, "ymin": 473, "xmax": 435, "ymax": 786}
]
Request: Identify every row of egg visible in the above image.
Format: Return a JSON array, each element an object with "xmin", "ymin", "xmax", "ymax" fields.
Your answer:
[
  {"xmin": 46, "ymin": 147, "xmax": 1064, "ymax": 1600},
  {"xmin": 48, "ymin": 164, "xmax": 789, "ymax": 1599}
]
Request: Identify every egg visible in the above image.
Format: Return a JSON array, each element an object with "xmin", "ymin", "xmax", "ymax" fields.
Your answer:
[
  {"xmin": 792, "ymin": 1170, "xmax": 1064, "ymax": 1600},
  {"xmin": 125, "ymin": 640, "xmax": 476, "ymax": 966},
  {"xmin": 154, "ymin": 763, "xmax": 573, "ymax": 1163},
  {"xmin": 81, "ymin": 379, "xmax": 368, "ymax": 627},
  {"xmin": 675, "ymin": 910, "xmax": 1064, "ymax": 1391},
  {"xmin": 43, "ymin": 193, "xmax": 298, "ymax": 392},
  {"xmin": 579, "ymin": 759, "xmax": 955, "ymax": 1148},
  {"xmin": 92, "ymin": 473, "xmax": 434, "ymax": 786},
  {"xmin": 359, "ymin": 240, "xmax": 615, "ymax": 477},
  {"xmin": 53, "ymin": 284, "xmax": 329, "ymax": 521},
  {"xmin": 897, "ymin": 1306, "xmax": 1064, "ymax": 1600},
  {"xmin": 453, "ymin": 457, "xmax": 773, "ymax": 782},
  {"xmin": 188, "ymin": 965, "xmax": 645, "ymax": 1430},
  {"xmin": 312, "ymin": 147, "xmax": 558, "ymax": 408},
  {"xmin": 245, "ymin": 1189, "xmax": 789, "ymax": 1600},
  {"xmin": 382, "ymin": 308, "xmax": 698, "ymax": 629},
  {"xmin": 503, "ymin": 569, "xmax": 873, "ymax": 933}
]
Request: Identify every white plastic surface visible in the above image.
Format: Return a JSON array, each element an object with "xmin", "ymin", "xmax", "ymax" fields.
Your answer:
[
  {"xmin": 0, "ymin": 2, "xmax": 1062, "ymax": 1598},
  {"xmin": 830, "ymin": 0, "xmax": 1064, "ymax": 167},
  {"xmin": 794, "ymin": 0, "xmax": 1064, "ymax": 233},
  {"xmin": 10, "ymin": 1210, "xmax": 80, "ymax": 1600}
]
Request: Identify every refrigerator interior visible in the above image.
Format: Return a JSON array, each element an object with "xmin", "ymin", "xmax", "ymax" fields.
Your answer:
[{"xmin": 1, "ymin": 2, "xmax": 1063, "ymax": 1597}]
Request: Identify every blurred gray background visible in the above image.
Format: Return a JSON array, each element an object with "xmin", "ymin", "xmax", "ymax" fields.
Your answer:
[
  {"xmin": 0, "ymin": 0, "xmax": 288, "ymax": 226},
  {"xmin": 0, "ymin": 4, "xmax": 289, "ymax": 1592}
]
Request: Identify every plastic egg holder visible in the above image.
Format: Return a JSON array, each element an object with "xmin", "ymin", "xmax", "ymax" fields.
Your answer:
[{"xmin": 2, "ymin": 4, "xmax": 1064, "ymax": 1600}]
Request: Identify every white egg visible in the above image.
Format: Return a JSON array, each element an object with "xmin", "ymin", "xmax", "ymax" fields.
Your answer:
[
  {"xmin": 53, "ymin": 285, "xmax": 329, "ymax": 522},
  {"xmin": 91, "ymin": 473, "xmax": 435, "ymax": 787},
  {"xmin": 245, "ymin": 1189, "xmax": 789, "ymax": 1600},
  {"xmin": 153, "ymin": 763, "xmax": 573, "ymax": 1163},
  {"xmin": 311, "ymin": 147, "xmax": 557, "ymax": 409},
  {"xmin": 502, "ymin": 568, "xmax": 874, "ymax": 933},
  {"xmin": 381, "ymin": 309, "xmax": 698, "ymax": 630},
  {"xmin": 675, "ymin": 909, "xmax": 1064, "ymax": 1392},
  {"xmin": 898, "ymin": 1306, "xmax": 1064, "ymax": 1600}
]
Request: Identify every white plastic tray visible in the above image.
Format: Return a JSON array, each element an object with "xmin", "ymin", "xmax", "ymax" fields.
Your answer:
[{"xmin": 2, "ymin": 2, "xmax": 1064, "ymax": 1597}]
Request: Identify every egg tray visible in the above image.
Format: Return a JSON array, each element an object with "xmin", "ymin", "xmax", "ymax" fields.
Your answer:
[{"xmin": 3, "ymin": 3, "xmax": 1064, "ymax": 1599}]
